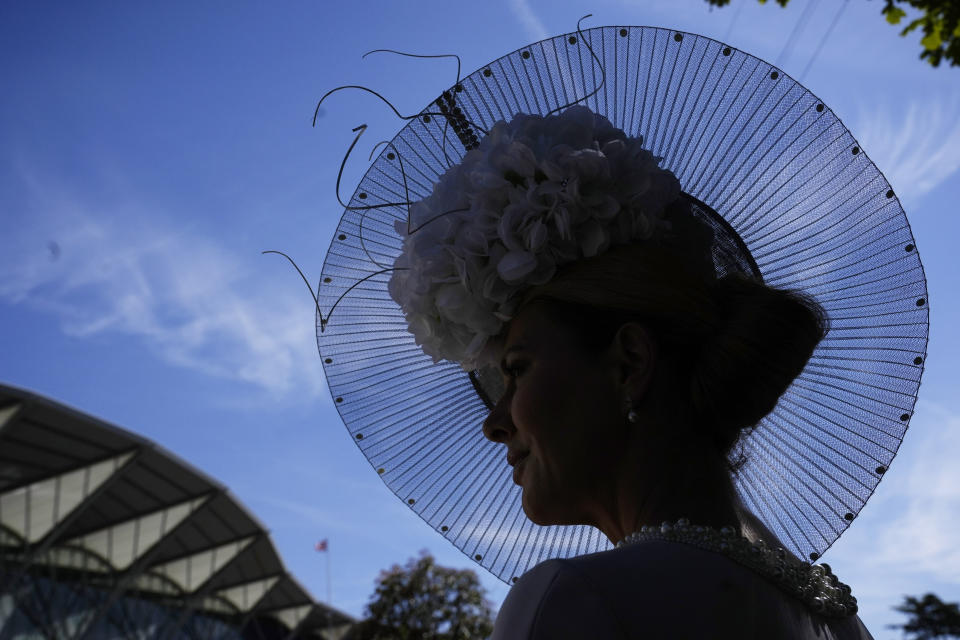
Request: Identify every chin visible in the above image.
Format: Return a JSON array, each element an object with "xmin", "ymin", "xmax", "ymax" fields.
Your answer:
[
  {"xmin": 522, "ymin": 493, "xmax": 577, "ymax": 528},
  {"xmin": 521, "ymin": 493, "xmax": 549, "ymax": 526}
]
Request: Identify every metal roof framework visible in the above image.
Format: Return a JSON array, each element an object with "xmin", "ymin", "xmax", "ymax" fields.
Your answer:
[{"xmin": 0, "ymin": 384, "xmax": 355, "ymax": 639}]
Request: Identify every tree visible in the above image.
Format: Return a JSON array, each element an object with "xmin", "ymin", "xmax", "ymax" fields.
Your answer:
[
  {"xmin": 704, "ymin": 0, "xmax": 960, "ymax": 68},
  {"xmin": 888, "ymin": 593, "xmax": 960, "ymax": 639},
  {"xmin": 345, "ymin": 549, "xmax": 496, "ymax": 640}
]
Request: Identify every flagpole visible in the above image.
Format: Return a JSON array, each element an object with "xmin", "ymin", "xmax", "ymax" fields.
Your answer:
[{"xmin": 327, "ymin": 546, "xmax": 333, "ymax": 639}]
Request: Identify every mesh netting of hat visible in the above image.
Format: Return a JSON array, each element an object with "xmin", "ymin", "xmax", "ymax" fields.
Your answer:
[{"xmin": 315, "ymin": 26, "xmax": 928, "ymax": 585}]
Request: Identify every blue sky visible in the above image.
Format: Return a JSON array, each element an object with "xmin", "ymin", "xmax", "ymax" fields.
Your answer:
[{"xmin": 2, "ymin": 0, "xmax": 959, "ymax": 636}]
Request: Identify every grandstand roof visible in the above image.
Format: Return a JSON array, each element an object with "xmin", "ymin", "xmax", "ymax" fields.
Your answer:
[{"xmin": 0, "ymin": 383, "xmax": 354, "ymax": 638}]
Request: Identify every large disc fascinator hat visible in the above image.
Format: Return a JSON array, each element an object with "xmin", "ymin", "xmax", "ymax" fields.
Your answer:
[{"xmin": 307, "ymin": 25, "xmax": 928, "ymax": 586}]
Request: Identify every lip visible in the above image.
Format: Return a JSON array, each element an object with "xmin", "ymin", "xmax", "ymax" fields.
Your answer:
[
  {"xmin": 512, "ymin": 455, "xmax": 529, "ymax": 485},
  {"xmin": 507, "ymin": 450, "xmax": 529, "ymax": 467}
]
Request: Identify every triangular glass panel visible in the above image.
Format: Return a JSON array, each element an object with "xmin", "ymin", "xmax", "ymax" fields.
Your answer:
[
  {"xmin": 150, "ymin": 536, "xmax": 255, "ymax": 593},
  {"xmin": 215, "ymin": 576, "xmax": 279, "ymax": 613},
  {"xmin": 68, "ymin": 495, "xmax": 207, "ymax": 570},
  {"xmin": 0, "ymin": 451, "xmax": 134, "ymax": 544},
  {"xmin": 270, "ymin": 603, "xmax": 314, "ymax": 629},
  {"xmin": 0, "ymin": 403, "xmax": 20, "ymax": 430}
]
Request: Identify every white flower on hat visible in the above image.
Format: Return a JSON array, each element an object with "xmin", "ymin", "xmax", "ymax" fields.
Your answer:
[{"xmin": 388, "ymin": 106, "xmax": 682, "ymax": 370}]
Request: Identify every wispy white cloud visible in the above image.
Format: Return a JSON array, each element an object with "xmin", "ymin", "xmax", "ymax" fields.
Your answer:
[
  {"xmin": 824, "ymin": 399, "xmax": 960, "ymax": 632},
  {"xmin": 508, "ymin": 0, "xmax": 549, "ymax": 42},
  {"xmin": 866, "ymin": 401, "xmax": 960, "ymax": 582},
  {"xmin": 0, "ymin": 178, "xmax": 325, "ymax": 400},
  {"xmin": 853, "ymin": 93, "xmax": 960, "ymax": 207},
  {"xmin": 253, "ymin": 490, "xmax": 434, "ymax": 554},
  {"xmin": 256, "ymin": 496, "xmax": 375, "ymax": 538}
]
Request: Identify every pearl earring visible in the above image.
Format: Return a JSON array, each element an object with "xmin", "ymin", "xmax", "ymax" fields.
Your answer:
[{"xmin": 625, "ymin": 398, "xmax": 639, "ymax": 423}]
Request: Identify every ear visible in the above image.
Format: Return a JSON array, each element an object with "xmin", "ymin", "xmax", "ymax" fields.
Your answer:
[{"xmin": 610, "ymin": 322, "xmax": 657, "ymax": 401}]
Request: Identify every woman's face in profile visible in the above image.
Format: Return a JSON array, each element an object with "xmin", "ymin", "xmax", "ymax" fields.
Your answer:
[{"xmin": 482, "ymin": 300, "xmax": 628, "ymax": 527}]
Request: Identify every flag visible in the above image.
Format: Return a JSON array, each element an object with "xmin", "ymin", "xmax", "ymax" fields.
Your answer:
[{"xmin": 315, "ymin": 539, "xmax": 328, "ymax": 552}]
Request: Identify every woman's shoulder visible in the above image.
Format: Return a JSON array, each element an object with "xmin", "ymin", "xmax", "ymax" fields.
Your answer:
[
  {"xmin": 570, "ymin": 540, "xmax": 764, "ymax": 631},
  {"xmin": 506, "ymin": 540, "xmax": 874, "ymax": 639},
  {"xmin": 492, "ymin": 556, "xmax": 624, "ymax": 639},
  {"xmin": 506, "ymin": 539, "xmax": 755, "ymax": 607},
  {"xmin": 493, "ymin": 542, "xmax": 749, "ymax": 639}
]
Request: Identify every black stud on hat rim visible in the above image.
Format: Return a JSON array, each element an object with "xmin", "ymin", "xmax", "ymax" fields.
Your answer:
[{"xmin": 314, "ymin": 25, "xmax": 929, "ymax": 586}]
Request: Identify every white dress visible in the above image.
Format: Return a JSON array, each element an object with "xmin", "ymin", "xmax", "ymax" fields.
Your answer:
[{"xmin": 490, "ymin": 539, "xmax": 874, "ymax": 639}]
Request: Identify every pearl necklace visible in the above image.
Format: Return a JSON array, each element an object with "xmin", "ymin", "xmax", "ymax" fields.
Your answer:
[{"xmin": 615, "ymin": 518, "xmax": 857, "ymax": 618}]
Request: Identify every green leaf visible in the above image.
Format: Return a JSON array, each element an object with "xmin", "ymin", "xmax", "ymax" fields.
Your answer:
[
  {"xmin": 921, "ymin": 27, "xmax": 943, "ymax": 51},
  {"xmin": 885, "ymin": 7, "xmax": 907, "ymax": 25}
]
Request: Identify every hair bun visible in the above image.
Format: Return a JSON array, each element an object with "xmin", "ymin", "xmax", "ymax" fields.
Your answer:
[{"xmin": 690, "ymin": 276, "xmax": 830, "ymax": 452}]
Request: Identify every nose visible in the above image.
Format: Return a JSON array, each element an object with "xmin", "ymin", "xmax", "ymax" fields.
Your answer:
[{"xmin": 482, "ymin": 396, "xmax": 513, "ymax": 443}]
